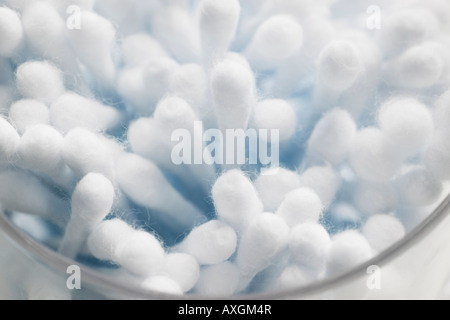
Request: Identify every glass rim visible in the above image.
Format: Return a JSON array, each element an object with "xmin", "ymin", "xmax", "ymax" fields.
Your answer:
[{"xmin": 1, "ymin": 192, "xmax": 450, "ymax": 300}]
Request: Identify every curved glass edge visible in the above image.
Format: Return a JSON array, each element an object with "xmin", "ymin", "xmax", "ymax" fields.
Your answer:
[{"xmin": 1, "ymin": 192, "xmax": 450, "ymax": 300}]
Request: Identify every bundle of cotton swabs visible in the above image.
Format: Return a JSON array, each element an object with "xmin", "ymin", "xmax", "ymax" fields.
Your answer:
[{"xmin": 1, "ymin": 0, "xmax": 450, "ymax": 298}]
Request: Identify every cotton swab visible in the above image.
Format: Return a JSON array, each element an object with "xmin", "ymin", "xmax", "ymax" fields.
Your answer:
[
  {"xmin": 353, "ymin": 181, "xmax": 398, "ymax": 216},
  {"xmin": 152, "ymin": 6, "xmax": 201, "ymax": 64},
  {"xmin": 62, "ymin": 128, "xmax": 115, "ymax": 180},
  {"xmin": 252, "ymin": 99, "xmax": 297, "ymax": 143},
  {"xmin": 0, "ymin": 6, "xmax": 23, "ymax": 57},
  {"xmin": 396, "ymin": 166, "xmax": 442, "ymax": 207},
  {"xmin": 326, "ymin": 230, "xmax": 373, "ymax": 276},
  {"xmin": 198, "ymin": 0, "xmax": 241, "ymax": 66},
  {"xmin": 18, "ymin": 125, "xmax": 75, "ymax": 190},
  {"xmin": 67, "ymin": 11, "xmax": 117, "ymax": 84},
  {"xmin": 50, "ymin": 93, "xmax": 121, "ymax": 134},
  {"xmin": 177, "ymin": 220, "xmax": 237, "ymax": 265},
  {"xmin": 254, "ymin": 168, "xmax": 302, "ymax": 213},
  {"xmin": 236, "ymin": 213, "xmax": 289, "ymax": 287},
  {"xmin": 349, "ymin": 128, "xmax": 402, "ymax": 182},
  {"xmin": 210, "ymin": 59, "xmax": 256, "ymax": 131},
  {"xmin": 59, "ymin": 173, "xmax": 114, "ymax": 259},
  {"xmin": 164, "ymin": 253, "xmax": 200, "ymax": 292},
  {"xmin": 362, "ymin": 214, "xmax": 405, "ymax": 253},
  {"xmin": 277, "ymin": 188, "xmax": 324, "ymax": 226},
  {"xmin": 289, "ymin": 223, "xmax": 331, "ymax": 271},
  {"xmin": 383, "ymin": 44, "xmax": 443, "ymax": 89},
  {"xmin": 16, "ymin": 61, "xmax": 65, "ymax": 105},
  {"xmin": 245, "ymin": 15, "xmax": 304, "ymax": 71},
  {"xmin": 115, "ymin": 153, "xmax": 204, "ymax": 231},
  {"xmin": 21, "ymin": 2, "xmax": 72, "ymax": 66},
  {"xmin": 141, "ymin": 276, "xmax": 183, "ymax": 296},
  {"xmin": 212, "ymin": 170, "xmax": 264, "ymax": 233},
  {"xmin": 0, "ymin": 117, "xmax": 20, "ymax": 162},
  {"xmin": 9, "ymin": 100, "xmax": 49, "ymax": 134},
  {"xmin": 298, "ymin": 165, "xmax": 341, "ymax": 209},
  {"xmin": 307, "ymin": 109, "xmax": 357, "ymax": 166},
  {"xmin": 0, "ymin": 170, "xmax": 69, "ymax": 228},
  {"xmin": 313, "ymin": 40, "xmax": 363, "ymax": 110},
  {"xmin": 121, "ymin": 33, "xmax": 168, "ymax": 67}
]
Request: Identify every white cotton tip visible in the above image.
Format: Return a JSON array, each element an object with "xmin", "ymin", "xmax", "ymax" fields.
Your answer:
[
  {"xmin": 212, "ymin": 170, "xmax": 264, "ymax": 232},
  {"xmin": 276, "ymin": 188, "xmax": 323, "ymax": 226},
  {"xmin": 331, "ymin": 203, "xmax": 360, "ymax": 225},
  {"xmin": 18, "ymin": 125, "xmax": 74, "ymax": 188},
  {"xmin": 87, "ymin": 219, "xmax": 133, "ymax": 262},
  {"xmin": 308, "ymin": 109, "xmax": 357, "ymax": 166},
  {"xmin": 289, "ymin": 223, "xmax": 331, "ymax": 271},
  {"xmin": 272, "ymin": 265, "xmax": 313, "ymax": 291},
  {"xmin": 116, "ymin": 68, "xmax": 148, "ymax": 114},
  {"xmin": 254, "ymin": 168, "xmax": 301, "ymax": 213},
  {"xmin": 349, "ymin": 128, "xmax": 402, "ymax": 182},
  {"xmin": 164, "ymin": 253, "xmax": 200, "ymax": 292},
  {"xmin": 67, "ymin": 11, "xmax": 116, "ymax": 83},
  {"xmin": 154, "ymin": 96, "xmax": 198, "ymax": 133},
  {"xmin": 121, "ymin": 34, "xmax": 168, "ymax": 67},
  {"xmin": 59, "ymin": 173, "xmax": 114, "ymax": 259},
  {"xmin": 9, "ymin": 100, "xmax": 49, "ymax": 134},
  {"xmin": 62, "ymin": 128, "xmax": 115, "ymax": 179},
  {"xmin": 116, "ymin": 153, "xmax": 203, "ymax": 231},
  {"xmin": 141, "ymin": 276, "xmax": 183, "ymax": 296},
  {"xmin": 379, "ymin": 9, "xmax": 439, "ymax": 55},
  {"xmin": 211, "ymin": 59, "xmax": 256, "ymax": 130},
  {"xmin": 152, "ymin": 6, "xmax": 201, "ymax": 63},
  {"xmin": 0, "ymin": 170, "xmax": 69, "ymax": 228},
  {"xmin": 16, "ymin": 61, "xmax": 65, "ymax": 104},
  {"xmin": 195, "ymin": 261, "xmax": 240, "ymax": 296},
  {"xmin": 199, "ymin": 0, "xmax": 241, "ymax": 64},
  {"xmin": 353, "ymin": 181, "xmax": 398, "ymax": 216},
  {"xmin": 378, "ymin": 97, "xmax": 433, "ymax": 156},
  {"xmin": 236, "ymin": 213, "xmax": 289, "ymax": 282},
  {"xmin": 299, "ymin": 166, "xmax": 340, "ymax": 209},
  {"xmin": 326, "ymin": 230, "xmax": 374, "ymax": 277},
  {"xmin": 115, "ymin": 230, "xmax": 165, "ymax": 277},
  {"xmin": 0, "ymin": 117, "xmax": 20, "ymax": 162},
  {"xmin": 426, "ymin": 130, "xmax": 450, "ymax": 180},
  {"xmin": 128, "ymin": 117, "xmax": 171, "ymax": 166},
  {"xmin": 141, "ymin": 57, "xmax": 179, "ymax": 104},
  {"xmin": 384, "ymin": 45, "xmax": 443, "ymax": 89},
  {"xmin": 177, "ymin": 220, "xmax": 237, "ymax": 265},
  {"xmin": 314, "ymin": 41, "xmax": 363, "ymax": 109},
  {"xmin": 170, "ymin": 64, "xmax": 208, "ymax": 117},
  {"xmin": 22, "ymin": 2, "xmax": 69, "ymax": 63},
  {"xmin": 317, "ymin": 40, "xmax": 363, "ymax": 91},
  {"xmin": 363, "ymin": 215, "xmax": 405, "ymax": 253},
  {"xmin": 253, "ymin": 99, "xmax": 297, "ymax": 142},
  {"xmin": 433, "ymin": 90, "xmax": 450, "ymax": 130},
  {"xmin": 0, "ymin": 7, "xmax": 23, "ymax": 57},
  {"xmin": 246, "ymin": 15, "xmax": 303, "ymax": 70},
  {"xmin": 396, "ymin": 166, "xmax": 442, "ymax": 207},
  {"xmin": 50, "ymin": 93, "xmax": 121, "ymax": 134}
]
